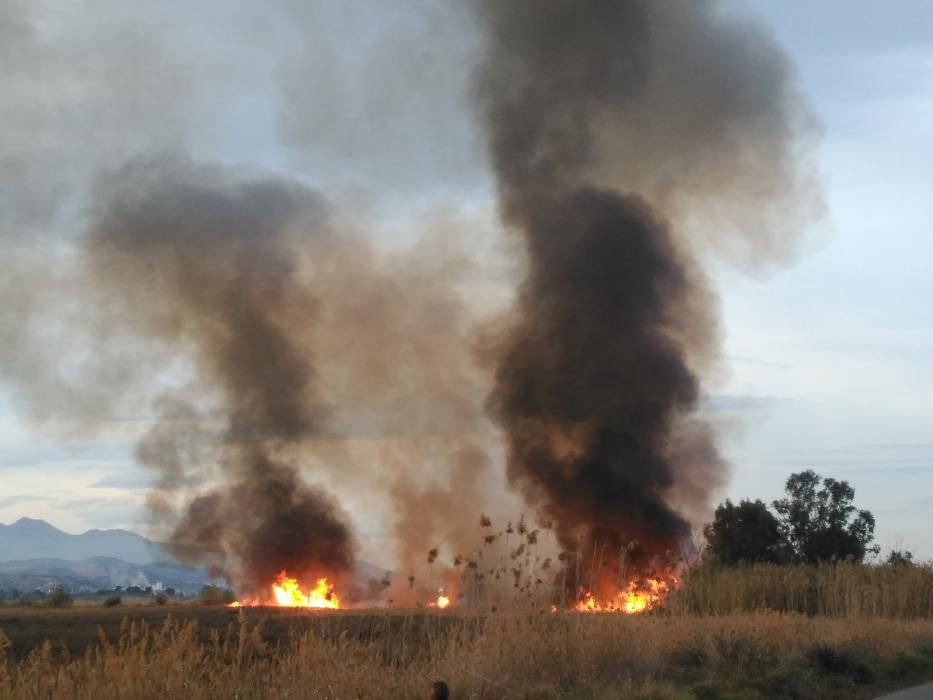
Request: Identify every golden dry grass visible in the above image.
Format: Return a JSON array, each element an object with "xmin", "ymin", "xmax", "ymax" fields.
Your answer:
[
  {"xmin": 669, "ymin": 562, "xmax": 933, "ymax": 618},
  {"xmin": 3, "ymin": 563, "xmax": 933, "ymax": 699},
  {"xmin": 2, "ymin": 610, "xmax": 933, "ymax": 699}
]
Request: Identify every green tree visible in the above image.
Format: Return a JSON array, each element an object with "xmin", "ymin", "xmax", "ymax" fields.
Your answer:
[
  {"xmin": 887, "ymin": 549, "xmax": 914, "ymax": 567},
  {"xmin": 773, "ymin": 470, "xmax": 878, "ymax": 563},
  {"xmin": 705, "ymin": 499, "xmax": 787, "ymax": 565}
]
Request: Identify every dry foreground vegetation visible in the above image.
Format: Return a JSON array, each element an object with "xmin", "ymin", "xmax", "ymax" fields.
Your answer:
[{"xmin": 1, "ymin": 564, "xmax": 933, "ymax": 699}]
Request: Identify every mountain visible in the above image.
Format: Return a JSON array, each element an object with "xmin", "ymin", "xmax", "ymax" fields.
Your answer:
[
  {"xmin": 0, "ymin": 557, "xmax": 214, "ymax": 595},
  {"xmin": 0, "ymin": 518, "xmax": 388, "ymax": 595},
  {"xmin": 0, "ymin": 518, "xmax": 170, "ymax": 564}
]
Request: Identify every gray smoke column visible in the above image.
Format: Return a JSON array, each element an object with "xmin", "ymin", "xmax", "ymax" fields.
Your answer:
[
  {"xmin": 85, "ymin": 158, "xmax": 356, "ymax": 595},
  {"xmin": 472, "ymin": 0, "xmax": 817, "ymax": 587}
]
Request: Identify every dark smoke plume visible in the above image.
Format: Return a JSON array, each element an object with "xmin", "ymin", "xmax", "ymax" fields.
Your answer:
[
  {"xmin": 84, "ymin": 158, "xmax": 356, "ymax": 594},
  {"xmin": 473, "ymin": 0, "xmax": 817, "ymax": 589}
]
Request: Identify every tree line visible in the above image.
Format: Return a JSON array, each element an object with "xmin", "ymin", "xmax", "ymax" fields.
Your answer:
[{"xmin": 704, "ymin": 469, "xmax": 910, "ymax": 566}]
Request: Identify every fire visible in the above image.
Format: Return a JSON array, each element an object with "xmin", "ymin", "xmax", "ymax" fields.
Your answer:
[
  {"xmin": 273, "ymin": 574, "xmax": 340, "ymax": 608},
  {"xmin": 427, "ymin": 590, "xmax": 451, "ymax": 609},
  {"xmin": 228, "ymin": 571, "xmax": 341, "ymax": 609},
  {"xmin": 571, "ymin": 576, "xmax": 674, "ymax": 613}
]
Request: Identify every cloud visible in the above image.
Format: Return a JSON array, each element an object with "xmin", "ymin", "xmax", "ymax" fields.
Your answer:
[
  {"xmin": 701, "ymin": 395, "xmax": 792, "ymax": 413},
  {"xmin": 275, "ymin": 0, "xmax": 484, "ymax": 195},
  {"xmin": 56, "ymin": 498, "xmax": 145, "ymax": 531},
  {"xmin": 908, "ymin": 496, "xmax": 933, "ymax": 510},
  {"xmin": 0, "ymin": 494, "xmax": 45, "ymax": 509},
  {"xmin": 89, "ymin": 473, "xmax": 152, "ymax": 491},
  {"xmin": 728, "ymin": 355, "xmax": 795, "ymax": 371}
]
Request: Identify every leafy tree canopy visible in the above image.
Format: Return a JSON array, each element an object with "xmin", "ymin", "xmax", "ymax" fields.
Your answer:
[
  {"xmin": 705, "ymin": 499, "xmax": 787, "ymax": 565},
  {"xmin": 772, "ymin": 470, "xmax": 878, "ymax": 564}
]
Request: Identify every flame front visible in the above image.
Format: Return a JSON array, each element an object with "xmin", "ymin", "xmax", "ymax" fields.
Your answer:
[
  {"xmin": 427, "ymin": 589, "xmax": 451, "ymax": 609},
  {"xmin": 273, "ymin": 573, "xmax": 340, "ymax": 609},
  {"xmin": 229, "ymin": 570, "xmax": 340, "ymax": 609},
  {"xmin": 572, "ymin": 576, "xmax": 673, "ymax": 613}
]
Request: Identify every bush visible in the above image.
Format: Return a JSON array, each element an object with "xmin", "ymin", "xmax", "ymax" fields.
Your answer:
[
  {"xmin": 666, "ymin": 639, "xmax": 708, "ymax": 680},
  {"xmin": 46, "ymin": 586, "xmax": 74, "ymax": 608},
  {"xmin": 888, "ymin": 550, "xmax": 914, "ymax": 567},
  {"xmin": 153, "ymin": 593, "xmax": 168, "ymax": 606},
  {"xmin": 199, "ymin": 585, "xmax": 234, "ymax": 606},
  {"xmin": 103, "ymin": 595, "xmax": 122, "ymax": 607},
  {"xmin": 806, "ymin": 643, "xmax": 874, "ymax": 685}
]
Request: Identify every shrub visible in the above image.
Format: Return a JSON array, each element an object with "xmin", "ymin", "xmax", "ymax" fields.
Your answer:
[
  {"xmin": 199, "ymin": 585, "xmax": 234, "ymax": 606},
  {"xmin": 46, "ymin": 586, "xmax": 73, "ymax": 608},
  {"xmin": 806, "ymin": 643, "xmax": 874, "ymax": 685},
  {"xmin": 888, "ymin": 550, "xmax": 914, "ymax": 567},
  {"xmin": 153, "ymin": 593, "xmax": 168, "ymax": 606},
  {"xmin": 103, "ymin": 595, "xmax": 122, "ymax": 607}
]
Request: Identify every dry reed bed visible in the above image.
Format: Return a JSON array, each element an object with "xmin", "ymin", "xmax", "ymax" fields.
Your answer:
[
  {"xmin": 2, "ymin": 610, "xmax": 933, "ymax": 699},
  {"xmin": 669, "ymin": 562, "xmax": 933, "ymax": 617},
  {"xmin": 3, "ymin": 563, "xmax": 933, "ymax": 698}
]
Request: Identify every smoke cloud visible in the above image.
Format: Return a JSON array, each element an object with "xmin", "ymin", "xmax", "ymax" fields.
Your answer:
[
  {"xmin": 472, "ymin": 0, "xmax": 817, "ymax": 585},
  {"xmin": 81, "ymin": 158, "xmax": 356, "ymax": 593},
  {"xmin": 65, "ymin": 155, "xmax": 507, "ymax": 595},
  {"xmin": 0, "ymin": 1, "xmax": 818, "ymax": 602}
]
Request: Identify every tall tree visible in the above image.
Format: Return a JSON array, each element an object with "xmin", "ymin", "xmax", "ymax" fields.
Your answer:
[
  {"xmin": 773, "ymin": 470, "xmax": 877, "ymax": 563},
  {"xmin": 705, "ymin": 499, "xmax": 787, "ymax": 565}
]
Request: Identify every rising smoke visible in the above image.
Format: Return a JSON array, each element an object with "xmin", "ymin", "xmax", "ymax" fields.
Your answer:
[
  {"xmin": 472, "ymin": 0, "xmax": 817, "ymax": 588},
  {"xmin": 63, "ymin": 154, "xmax": 506, "ymax": 596},
  {"xmin": 83, "ymin": 158, "xmax": 357, "ymax": 594},
  {"xmin": 0, "ymin": 0, "xmax": 816, "ymax": 600}
]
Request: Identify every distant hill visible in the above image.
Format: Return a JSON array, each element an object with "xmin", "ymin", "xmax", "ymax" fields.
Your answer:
[
  {"xmin": 0, "ymin": 557, "xmax": 214, "ymax": 595},
  {"xmin": 0, "ymin": 518, "xmax": 170, "ymax": 564},
  {"xmin": 0, "ymin": 518, "xmax": 388, "ymax": 595}
]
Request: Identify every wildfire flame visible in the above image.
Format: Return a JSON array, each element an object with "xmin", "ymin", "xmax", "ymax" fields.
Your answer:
[
  {"xmin": 572, "ymin": 576, "xmax": 674, "ymax": 613},
  {"xmin": 273, "ymin": 574, "xmax": 340, "ymax": 608},
  {"xmin": 228, "ymin": 571, "xmax": 341, "ymax": 609},
  {"xmin": 427, "ymin": 590, "xmax": 451, "ymax": 609}
]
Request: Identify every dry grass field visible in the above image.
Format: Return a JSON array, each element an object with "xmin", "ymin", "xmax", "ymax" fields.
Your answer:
[
  {"xmin": 669, "ymin": 561, "xmax": 933, "ymax": 618},
  {"xmin": 2, "ymin": 563, "xmax": 933, "ymax": 699}
]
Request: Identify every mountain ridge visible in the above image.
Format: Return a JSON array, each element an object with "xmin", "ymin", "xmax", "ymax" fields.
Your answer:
[
  {"xmin": 0, "ymin": 517, "xmax": 171, "ymax": 565},
  {"xmin": 0, "ymin": 518, "xmax": 388, "ymax": 594},
  {"xmin": 0, "ymin": 556, "xmax": 215, "ymax": 594}
]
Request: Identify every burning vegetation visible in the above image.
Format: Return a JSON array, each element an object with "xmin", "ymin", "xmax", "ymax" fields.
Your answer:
[{"xmin": 230, "ymin": 571, "xmax": 341, "ymax": 609}]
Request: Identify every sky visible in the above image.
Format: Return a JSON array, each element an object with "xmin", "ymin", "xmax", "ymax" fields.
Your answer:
[{"xmin": 0, "ymin": 0, "xmax": 930, "ymax": 561}]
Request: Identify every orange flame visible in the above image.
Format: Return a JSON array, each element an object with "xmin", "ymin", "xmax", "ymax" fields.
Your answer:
[
  {"xmin": 427, "ymin": 589, "xmax": 451, "ymax": 609},
  {"xmin": 273, "ymin": 573, "xmax": 340, "ymax": 609},
  {"xmin": 571, "ymin": 576, "xmax": 674, "ymax": 613},
  {"xmin": 228, "ymin": 571, "xmax": 341, "ymax": 609}
]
